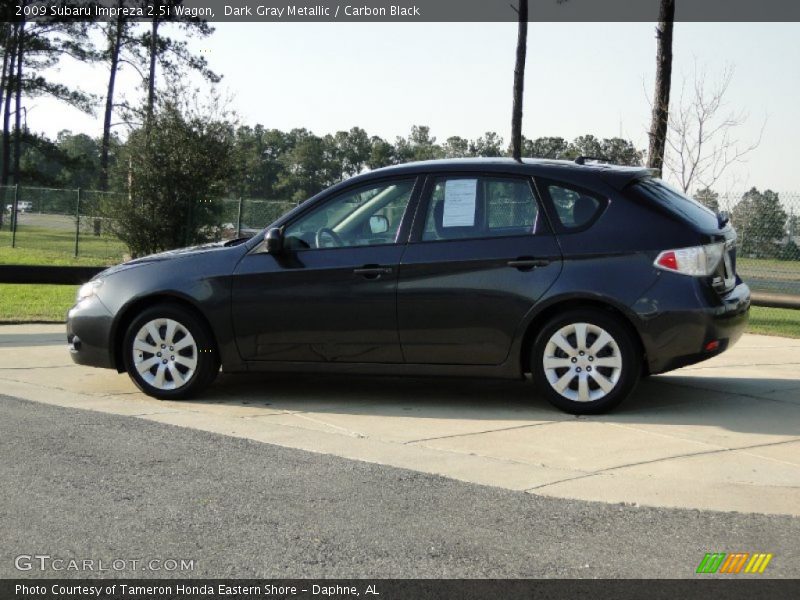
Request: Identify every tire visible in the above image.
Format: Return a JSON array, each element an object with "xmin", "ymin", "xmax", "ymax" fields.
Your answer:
[
  {"xmin": 122, "ymin": 303, "xmax": 219, "ymax": 400},
  {"xmin": 530, "ymin": 308, "xmax": 641, "ymax": 414}
]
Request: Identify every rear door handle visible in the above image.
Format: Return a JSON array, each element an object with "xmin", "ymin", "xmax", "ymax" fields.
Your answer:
[
  {"xmin": 353, "ymin": 265, "xmax": 393, "ymax": 279},
  {"xmin": 507, "ymin": 258, "xmax": 549, "ymax": 270}
]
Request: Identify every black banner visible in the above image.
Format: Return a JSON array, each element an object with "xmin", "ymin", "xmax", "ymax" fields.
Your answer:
[
  {"xmin": 3, "ymin": 579, "xmax": 800, "ymax": 600},
  {"xmin": 5, "ymin": 0, "xmax": 800, "ymax": 23},
  {"xmin": 0, "ymin": 265, "xmax": 104, "ymax": 285}
]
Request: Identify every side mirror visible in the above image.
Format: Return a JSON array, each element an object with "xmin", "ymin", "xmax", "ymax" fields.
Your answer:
[
  {"xmin": 369, "ymin": 215, "xmax": 389, "ymax": 234},
  {"xmin": 264, "ymin": 227, "xmax": 284, "ymax": 254}
]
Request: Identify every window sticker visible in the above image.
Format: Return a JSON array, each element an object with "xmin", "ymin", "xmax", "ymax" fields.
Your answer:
[{"xmin": 442, "ymin": 179, "xmax": 477, "ymax": 227}]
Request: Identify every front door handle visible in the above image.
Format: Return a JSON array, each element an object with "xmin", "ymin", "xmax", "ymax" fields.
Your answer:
[
  {"xmin": 353, "ymin": 265, "xmax": 393, "ymax": 279},
  {"xmin": 507, "ymin": 258, "xmax": 550, "ymax": 270}
]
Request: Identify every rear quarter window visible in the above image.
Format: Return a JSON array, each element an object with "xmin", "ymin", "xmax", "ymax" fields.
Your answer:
[
  {"xmin": 537, "ymin": 179, "xmax": 606, "ymax": 231},
  {"xmin": 629, "ymin": 178, "xmax": 719, "ymax": 230}
]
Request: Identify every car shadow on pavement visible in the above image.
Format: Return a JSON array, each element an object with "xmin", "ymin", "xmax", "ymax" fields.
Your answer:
[{"xmin": 182, "ymin": 370, "xmax": 800, "ymax": 437}]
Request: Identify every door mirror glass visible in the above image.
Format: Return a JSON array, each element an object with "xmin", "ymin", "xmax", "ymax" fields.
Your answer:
[
  {"xmin": 264, "ymin": 227, "xmax": 284, "ymax": 254},
  {"xmin": 369, "ymin": 215, "xmax": 389, "ymax": 234}
]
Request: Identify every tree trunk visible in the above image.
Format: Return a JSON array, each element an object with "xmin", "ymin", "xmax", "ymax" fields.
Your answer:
[
  {"xmin": 0, "ymin": 34, "xmax": 9, "ymax": 123},
  {"xmin": 0, "ymin": 31, "xmax": 9, "ymax": 226},
  {"xmin": 511, "ymin": 0, "xmax": 528, "ymax": 162},
  {"xmin": 647, "ymin": 0, "xmax": 675, "ymax": 174},
  {"xmin": 101, "ymin": 13, "xmax": 124, "ymax": 191},
  {"xmin": 147, "ymin": 17, "xmax": 159, "ymax": 122},
  {"xmin": 1, "ymin": 24, "xmax": 19, "ymax": 187},
  {"xmin": 12, "ymin": 20, "xmax": 24, "ymax": 185}
]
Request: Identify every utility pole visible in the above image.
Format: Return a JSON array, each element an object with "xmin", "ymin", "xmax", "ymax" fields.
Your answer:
[
  {"xmin": 510, "ymin": 0, "xmax": 528, "ymax": 162},
  {"xmin": 647, "ymin": 0, "xmax": 675, "ymax": 174}
]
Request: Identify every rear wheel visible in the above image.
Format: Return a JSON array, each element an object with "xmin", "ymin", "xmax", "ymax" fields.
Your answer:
[
  {"xmin": 123, "ymin": 304, "xmax": 219, "ymax": 400},
  {"xmin": 531, "ymin": 308, "xmax": 640, "ymax": 414}
]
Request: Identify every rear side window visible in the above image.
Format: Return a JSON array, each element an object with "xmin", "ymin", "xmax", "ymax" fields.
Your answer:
[
  {"xmin": 421, "ymin": 176, "xmax": 540, "ymax": 241},
  {"xmin": 629, "ymin": 178, "xmax": 718, "ymax": 230},
  {"xmin": 539, "ymin": 180, "xmax": 604, "ymax": 230}
]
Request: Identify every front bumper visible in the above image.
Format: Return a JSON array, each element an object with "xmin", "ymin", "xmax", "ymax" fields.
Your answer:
[
  {"xmin": 66, "ymin": 295, "xmax": 115, "ymax": 369},
  {"xmin": 633, "ymin": 276, "xmax": 750, "ymax": 375}
]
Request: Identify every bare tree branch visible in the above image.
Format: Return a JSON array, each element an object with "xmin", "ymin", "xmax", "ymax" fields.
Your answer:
[
  {"xmin": 663, "ymin": 61, "xmax": 765, "ymax": 194},
  {"xmin": 118, "ymin": 57, "xmax": 146, "ymax": 81}
]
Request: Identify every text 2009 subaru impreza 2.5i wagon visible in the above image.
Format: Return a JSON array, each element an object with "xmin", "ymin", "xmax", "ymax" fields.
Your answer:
[{"xmin": 67, "ymin": 158, "xmax": 750, "ymax": 414}]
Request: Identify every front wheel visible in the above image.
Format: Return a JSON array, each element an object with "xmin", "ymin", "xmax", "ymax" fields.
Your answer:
[
  {"xmin": 531, "ymin": 309, "xmax": 640, "ymax": 414},
  {"xmin": 122, "ymin": 304, "xmax": 219, "ymax": 400}
]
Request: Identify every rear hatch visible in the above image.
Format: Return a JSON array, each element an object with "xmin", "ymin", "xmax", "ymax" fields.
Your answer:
[{"xmin": 627, "ymin": 178, "xmax": 738, "ymax": 295}]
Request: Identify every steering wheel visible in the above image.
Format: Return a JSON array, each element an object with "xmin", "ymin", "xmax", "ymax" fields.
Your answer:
[{"xmin": 315, "ymin": 227, "xmax": 344, "ymax": 248}]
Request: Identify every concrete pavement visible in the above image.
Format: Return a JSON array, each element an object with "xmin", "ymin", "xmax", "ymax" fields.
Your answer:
[
  {"xmin": 1, "ymin": 324, "xmax": 799, "ymax": 516},
  {"xmin": 4, "ymin": 395, "xmax": 798, "ymax": 579}
]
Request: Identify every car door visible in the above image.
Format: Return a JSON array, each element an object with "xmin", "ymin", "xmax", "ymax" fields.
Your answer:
[
  {"xmin": 232, "ymin": 176, "xmax": 420, "ymax": 363},
  {"xmin": 398, "ymin": 173, "xmax": 562, "ymax": 365}
]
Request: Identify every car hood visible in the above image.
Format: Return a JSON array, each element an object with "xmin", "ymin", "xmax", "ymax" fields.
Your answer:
[{"xmin": 96, "ymin": 239, "xmax": 248, "ymax": 278}]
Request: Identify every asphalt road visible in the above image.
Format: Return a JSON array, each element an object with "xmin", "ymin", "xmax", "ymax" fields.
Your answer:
[{"xmin": 1, "ymin": 394, "xmax": 798, "ymax": 579}]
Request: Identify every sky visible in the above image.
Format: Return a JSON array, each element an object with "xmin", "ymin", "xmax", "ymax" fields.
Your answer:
[{"xmin": 28, "ymin": 21, "xmax": 800, "ymax": 193}]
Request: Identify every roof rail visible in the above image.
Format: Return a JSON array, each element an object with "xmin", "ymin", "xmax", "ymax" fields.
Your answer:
[{"xmin": 574, "ymin": 155, "xmax": 610, "ymax": 165}]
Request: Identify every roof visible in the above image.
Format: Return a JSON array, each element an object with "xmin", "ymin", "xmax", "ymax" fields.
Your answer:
[{"xmin": 359, "ymin": 158, "xmax": 654, "ymax": 191}]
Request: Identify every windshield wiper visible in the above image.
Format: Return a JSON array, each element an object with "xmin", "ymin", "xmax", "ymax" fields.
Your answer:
[{"xmin": 224, "ymin": 237, "xmax": 251, "ymax": 247}]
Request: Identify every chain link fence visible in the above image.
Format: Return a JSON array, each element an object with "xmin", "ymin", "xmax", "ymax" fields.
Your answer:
[
  {"xmin": 712, "ymin": 192, "xmax": 800, "ymax": 301},
  {"xmin": 1, "ymin": 184, "xmax": 798, "ymax": 304},
  {"xmin": 0, "ymin": 186, "xmax": 127, "ymax": 265},
  {"xmin": 0, "ymin": 185, "xmax": 296, "ymax": 265},
  {"xmin": 219, "ymin": 197, "xmax": 299, "ymax": 239}
]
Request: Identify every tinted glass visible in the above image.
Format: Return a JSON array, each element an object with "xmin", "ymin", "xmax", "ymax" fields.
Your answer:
[
  {"xmin": 422, "ymin": 176, "xmax": 539, "ymax": 241},
  {"xmin": 630, "ymin": 178, "xmax": 719, "ymax": 230},
  {"xmin": 284, "ymin": 179, "xmax": 415, "ymax": 249},
  {"xmin": 546, "ymin": 183, "xmax": 602, "ymax": 229}
]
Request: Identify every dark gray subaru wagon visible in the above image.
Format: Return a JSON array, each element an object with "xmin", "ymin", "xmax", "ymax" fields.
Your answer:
[{"xmin": 67, "ymin": 158, "xmax": 750, "ymax": 414}]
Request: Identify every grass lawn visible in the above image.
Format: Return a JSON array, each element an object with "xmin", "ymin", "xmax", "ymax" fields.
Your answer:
[
  {"xmin": 0, "ymin": 225, "xmax": 127, "ymax": 266},
  {"xmin": 737, "ymin": 257, "xmax": 800, "ymax": 276},
  {"xmin": 747, "ymin": 306, "xmax": 800, "ymax": 339},
  {"xmin": 0, "ymin": 225, "xmax": 123, "ymax": 322},
  {"xmin": 1, "ymin": 283, "xmax": 799, "ymax": 341},
  {"xmin": 2, "ymin": 225, "xmax": 799, "ymax": 336},
  {"xmin": 0, "ymin": 284, "xmax": 77, "ymax": 322}
]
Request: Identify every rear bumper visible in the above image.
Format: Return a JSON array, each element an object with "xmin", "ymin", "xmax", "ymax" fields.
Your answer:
[
  {"xmin": 66, "ymin": 295, "xmax": 115, "ymax": 369},
  {"xmin": 632, "ymin": 276, "xmax": 750, "ymax": 375}
]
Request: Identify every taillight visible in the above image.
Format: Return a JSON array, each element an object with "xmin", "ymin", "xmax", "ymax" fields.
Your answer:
[{"xmin": 654, "ymin": 243, "xmax": 724, "ymax": 277}]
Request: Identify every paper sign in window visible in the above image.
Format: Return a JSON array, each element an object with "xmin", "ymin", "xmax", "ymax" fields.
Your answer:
[{"xmin": 442, "ymin": 179, "xmax": 477, "ymax": 227}]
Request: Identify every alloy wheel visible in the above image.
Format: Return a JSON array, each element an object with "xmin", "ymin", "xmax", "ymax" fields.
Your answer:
[
  {"xmin": 132, "ymin": 318, "xmax": 198, "ymax": 391},
  {"xmin": 542, "ymin": 322, "xmax": 623, "ymax": 403}
]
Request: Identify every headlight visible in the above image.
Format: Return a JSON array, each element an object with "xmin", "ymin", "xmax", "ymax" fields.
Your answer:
[{"xmin": 77, "ymin": 280, "xmax": 103, "ymax": 302}]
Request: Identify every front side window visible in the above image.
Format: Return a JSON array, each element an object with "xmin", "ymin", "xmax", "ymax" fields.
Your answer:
[
  {"xmin": 283, "ymin": 179, "xmax": 415, "ymax": 250},
  {"xmin": 421, "ymin": 176, "xmax": 539, "ymax": 241}
]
